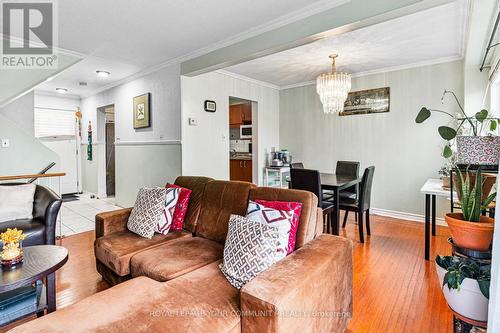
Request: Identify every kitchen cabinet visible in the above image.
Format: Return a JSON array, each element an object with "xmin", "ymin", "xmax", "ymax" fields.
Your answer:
[
  {"xmin": 230, "ymin": 159, "xmax": 253, "ymax": 182},
  {"xmin": 229, "ymin": 102, "xmax": 252, "ymax": 128}
]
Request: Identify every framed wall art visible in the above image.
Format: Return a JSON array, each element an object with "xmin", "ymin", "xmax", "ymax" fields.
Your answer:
[
  {"xmin": 341, "ymin": 87, "xmax": 390, "ymax": 116},
  {"xmin": 133, "ymin": 93, "xmax": 151, "ymax": 129}
]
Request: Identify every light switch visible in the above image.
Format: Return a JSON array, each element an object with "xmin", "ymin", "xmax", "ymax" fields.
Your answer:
[
  {"xmin": 1, "ymin": 139, "xmax": 9, "ymax": 148},
  {"xmin": 188, "ymin": 117, "xmax": 197, "ymax": 126}
]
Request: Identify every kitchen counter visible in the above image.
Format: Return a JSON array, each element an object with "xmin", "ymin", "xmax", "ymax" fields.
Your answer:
[{"xmin": 230, "ymin": 154, "xmax": 252, "ymax": 161}]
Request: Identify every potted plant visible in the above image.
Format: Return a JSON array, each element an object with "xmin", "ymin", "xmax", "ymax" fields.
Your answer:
[
  {"xmin": 438, "ymin": 165, "xmax": 451, "ymax": 188},
  {"xmin": 435, "ymin": 255, "xmax": 490, "ymax": 322},
  {"xmin": 445, "ymin": 167, "xmax": 496, "ymax": 251},
  {"xmin": 416, "ymin": 90, "xmax": 500, "ymax": 165}
]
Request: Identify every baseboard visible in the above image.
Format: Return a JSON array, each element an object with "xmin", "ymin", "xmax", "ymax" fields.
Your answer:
[{"xmin": 370, "ymin": 208, "xmax": 446, "ymax": 226}]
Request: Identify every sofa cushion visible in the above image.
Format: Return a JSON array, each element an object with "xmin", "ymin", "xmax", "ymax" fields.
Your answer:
[
  {"xmin": 94, "ymin": 230, "xmax": 191, "ymax": 276},
  {"xmin": 249, "ymin": 187, "xmax": 317, "ymax": 251},
  {"xmin": 154, "ymin": 187, "xmax": 181, "ymax": 235},
  {"xmin": 130, "ymin": 236, "xmax": 223, "ymax": 281},
  {"xmin": 166, "ymin": 183, "xmax": 192, "ymax": 231},
  {"xmin": 127, "ymin": 187, "xmax": 167, "ymax": 239},
  {"xmin": 220, "ymin": 215, "xmax": 281, "ymax": 289},
  {"xmin": 0, "ymin": 184, "xmax": 36, "ymax": 223},
  {"xmin": 196, "ymin": 180, "xmax": 255, "ymax": 244},
  {"xmin": 174, "ymin": 176, "xmax": 214, "ymax": 233},
  {"xmin": 0, "ymin": 218, "xmax": 45, "ymax": 247},
  {"xmin": 9, "ymin": 264, "xmax": 240, "ymax": 333}
]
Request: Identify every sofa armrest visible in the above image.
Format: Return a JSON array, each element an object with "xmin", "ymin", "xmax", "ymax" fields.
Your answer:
[
  {"xmin": 240, "ymin": 234, "xmax": 353, "ymax": 333},
  {"xmin": 315, "ymin": 207, "xmax": 324, "ymax": 237},
  {"xmin": 95, "ymin": 208, "xmax": 132, "ymax": 238}
]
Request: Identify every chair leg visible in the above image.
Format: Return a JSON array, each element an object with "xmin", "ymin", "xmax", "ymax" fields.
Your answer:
[
  {"xmin": 355, "ymin": 212, "xmax": 358, "ymax": 223},
  {"xmin": 327, "ymin": 212, "xmax": 332, "ymax": 234},
  {"xmin": 366, "ymin": 209, "xmax": 371, "ymax": 236},
  {"xmin": 342, "ymin": 211, "xmax": 348, "ymax": 228},
  {"xmin": 358, "ymin": 210, "xmax": 364, "ymax": 243}
]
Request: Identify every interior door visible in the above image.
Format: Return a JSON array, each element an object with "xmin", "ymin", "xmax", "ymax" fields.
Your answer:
[
  {"xmin": 41, "ymin": 138, "xmax": 78, "ymax": 194},
  {"xmin": 106, "ymin": 122, "xmax": 115, "ymax": 196}
]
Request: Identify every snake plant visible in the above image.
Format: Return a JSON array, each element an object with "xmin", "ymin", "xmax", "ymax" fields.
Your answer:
[{"xmin": 455, "ymin": 167, "xmax": 496, "ymax": 222}]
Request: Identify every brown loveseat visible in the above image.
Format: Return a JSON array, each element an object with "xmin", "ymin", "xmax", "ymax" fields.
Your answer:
[{"xmin": 10, "ymin": 177, "xmax": 353, "ymax": 333}]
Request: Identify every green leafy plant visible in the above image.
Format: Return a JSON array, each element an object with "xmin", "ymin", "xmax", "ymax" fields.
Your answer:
[
  {"xmin": 415, "ymin": 90, "xmax": 499, "ymax": 158},
  {"xmin": 455, "ymin": 167, "xmax": 497, "ymax": 222},
  {"xmin": 438, "ymin": 166, "xmax": 450, "ymax": 178},
  {"xmin": 436, "ymin": 255, "xmax": 490, "ymax": 299}
]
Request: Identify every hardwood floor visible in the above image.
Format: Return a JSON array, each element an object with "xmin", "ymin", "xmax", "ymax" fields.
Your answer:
[{"xmin": 2, "ymin": 214, "xmax": 453, "ymax": 332}]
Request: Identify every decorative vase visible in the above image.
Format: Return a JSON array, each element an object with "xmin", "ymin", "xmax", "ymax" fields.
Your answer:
[
  {"xmin": 445, "ymin": 213, "xmax": 494, "ymax": 251},
  {"xmin": 0, "ymin": 241, "xmax": 23, "ymax": 267},
  {"xmin": 456, "ymin": 136, "xmax": 500, "ymax": 166},
  {"xmin": 435, "ymin": 262, "xmax": 489, "ymax": 322}
]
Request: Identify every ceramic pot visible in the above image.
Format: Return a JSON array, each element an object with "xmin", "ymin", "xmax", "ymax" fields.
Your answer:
[
  {"xmin": 457, "ymin": 135, "xmax": 500, "ymax": 166},
  {"xmin": 445, "ymin": 213, "xmax": 494, "ymax": 251},
  {"xmin": 436, "ymin": 262, "xmax": 489, "ymax": 322}
]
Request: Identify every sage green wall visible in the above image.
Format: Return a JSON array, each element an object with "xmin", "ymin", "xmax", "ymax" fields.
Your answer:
[
  {"xmin": 80, "ymin": 144, "xmax": 98, "ymax": 194},
  {"xmin": 279, "ymin": 60, "xmax": 464, "ymax": 220},
  {"xmin": 114, "ymin": 144, "xmax": 182, "ymax": 207}
]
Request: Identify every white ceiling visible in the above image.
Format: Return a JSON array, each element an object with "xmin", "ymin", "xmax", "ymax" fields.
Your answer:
[
  {"xmin": 225, "ymin": 0, "xmax": 468, "ymax": 88},
  {"xmin": 22, "ymin": 0, "xmax": 346, "ymax": 97}
]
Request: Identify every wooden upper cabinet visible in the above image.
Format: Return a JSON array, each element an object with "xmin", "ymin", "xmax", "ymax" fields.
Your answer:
[
  {"xmin": 229, "ymin": 104, "xmax": 243, "ymax": 126},
  {"xmin": 241, "ymin": 102, "xmax": 252, "ymax": 123},
  {"xmin": 229, "ymin": 102, "xmax": 252, "ymax": 127}
]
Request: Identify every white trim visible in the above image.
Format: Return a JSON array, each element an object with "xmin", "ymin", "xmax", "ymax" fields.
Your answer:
[
  {"xmin": 34, "ymin": 90, "xmax": 81, "ymax": 101},
  {"xmin": 215, "ymin": 70, "xmax": 280, "ymax": 90},
  {"xmin": 279, "ymin": 56, "xmax": 464, "ymax": 90},
  {"xmin": 370, "ymin": 207, "xmax": 446, "ymax": 226},
  {"xmin": 114, "ymin": 140, "xmax": 181, "ymax": 146}
]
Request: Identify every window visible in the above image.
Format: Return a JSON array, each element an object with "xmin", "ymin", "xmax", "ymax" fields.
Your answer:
[{"xmin": 34, "ymin": 108, "xmax": 76, "ymax": 138}]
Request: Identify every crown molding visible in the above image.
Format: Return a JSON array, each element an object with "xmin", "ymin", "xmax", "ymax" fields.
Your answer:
[
  {"xmin": 279, "ymin": 55, "xmax": 464, "ymax": 90},
  {"xmin": 215, "ymin": 70, "xmax": 280, "ymax": 90},
  {"xmin": 34, "ymin": 89, "xmax": 81, "ymax": 100}
]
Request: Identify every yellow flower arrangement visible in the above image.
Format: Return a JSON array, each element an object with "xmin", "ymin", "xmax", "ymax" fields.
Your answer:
[
  {"xmin": 1, "ymin": 228, "xmax": 26, "ymax": 262},
  {"xmin": 1, "ymin": 228, "xmax": 26, "ymax": 244}
]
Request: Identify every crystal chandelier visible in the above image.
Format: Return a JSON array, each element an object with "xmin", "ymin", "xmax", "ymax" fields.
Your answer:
[{"xmin": 316, "ymin": 54, "xmax": 351, "ymax": 114}]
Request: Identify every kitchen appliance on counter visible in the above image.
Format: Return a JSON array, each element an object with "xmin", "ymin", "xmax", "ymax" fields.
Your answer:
[
  {"xmin": 270, "ymin": 150, "xmax": 292, "ymax": 167},
  {"xmin": 240, "ymin": 125, "xmax": 252, "ymax": 139}
]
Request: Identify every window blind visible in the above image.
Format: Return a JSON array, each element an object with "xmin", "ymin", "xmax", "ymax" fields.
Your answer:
[{"xmin": 34, "ymin": 108, "xmax": 76, "ymax": 138}]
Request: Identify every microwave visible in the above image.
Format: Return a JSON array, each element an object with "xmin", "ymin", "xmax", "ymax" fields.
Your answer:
[{"xmin": 240, "ymin": 125, "xmax": 252, "ymax": 139}]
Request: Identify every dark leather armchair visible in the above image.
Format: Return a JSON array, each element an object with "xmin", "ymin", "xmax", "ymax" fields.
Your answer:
[{"xmin": 0, "ymin": 184, "xmax": 62, "ymax": 246}]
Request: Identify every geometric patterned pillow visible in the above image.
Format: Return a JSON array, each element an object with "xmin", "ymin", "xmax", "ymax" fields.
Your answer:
[
  {"xmin": 246, "ymin": 201, "xmax": 294, "ymax": 261},
  {"xmin": 127, "ymin": 187, "xmax": 167, "ymax": 239},
  {"xmin": 154, "ymin": 187, "xmax": 181, "ymax": 235},
  {"xmin": 253, "ymin": 199, "xmax": 302, "ymax": 254},
  {"xmin": 219, "ymin": 215, "xmax": 280, "ymax": 289}
]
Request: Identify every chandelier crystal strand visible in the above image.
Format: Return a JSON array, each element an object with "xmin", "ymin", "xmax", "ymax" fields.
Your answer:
[{"xmin": 316, "ymin": 54, "xmax": 351, "ymax": 114}]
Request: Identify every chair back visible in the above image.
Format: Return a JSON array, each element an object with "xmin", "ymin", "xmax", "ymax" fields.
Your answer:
[
  {"xmin": 336, "ymin": 161, "xmax": 360, "ymax": 178},
  {"xmin": 359, "ymin": 166, "xmax": 375, "ymax": 211},
  {"xmin": 290, "ymin": 168, "xmax": 322, "ymax": 206},
  {"xmin": 290, "ymin": 162, "xmax": 304, "ymax": 169}
]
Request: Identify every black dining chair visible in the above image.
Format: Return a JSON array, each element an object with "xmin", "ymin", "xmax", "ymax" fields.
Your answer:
[
  {"xmin": 290, "ymin": 168, "xmax": 334, "ymax": 233},
  {"xmin": 290, "ymin": 162, "xmax": 304, "ymax": 169},
  {"xmin": 340, "ymin": 166, "xmax": 375, "ymax": 243},
  {"xmin": 324, "ymin": 161, "xmax": 360, "ymax": 202}
]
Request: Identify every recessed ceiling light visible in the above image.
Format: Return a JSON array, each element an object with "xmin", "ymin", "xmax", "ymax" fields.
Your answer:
[
  {"xmin": 56, "ymin": 88, "xmax": 68, "ymax": 94},
  {"xmin": 96, "ymin": 70, "xmax": 110, "ymax": 78}
]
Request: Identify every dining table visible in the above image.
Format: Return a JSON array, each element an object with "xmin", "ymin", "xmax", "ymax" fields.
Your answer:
[{"xmin": 320, "ymin": 173, "xmax": 362, "ymax": 235}]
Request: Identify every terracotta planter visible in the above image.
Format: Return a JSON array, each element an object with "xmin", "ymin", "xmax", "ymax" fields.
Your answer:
[
  {"xmin": 445, "ymin": 213, "xmax": 494, "ymax": 251},
  {"xmin": 435, "ymin": 262, "xmax": 489, "ymax": 322}
]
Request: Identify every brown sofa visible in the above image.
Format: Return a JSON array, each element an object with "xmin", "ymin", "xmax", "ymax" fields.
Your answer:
[{"xmin": 10, "ymin": 177, "xmax": 353, "ymax": 333}]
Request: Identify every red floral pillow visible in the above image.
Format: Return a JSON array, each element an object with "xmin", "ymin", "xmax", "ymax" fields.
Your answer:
[
  {"xmin": 254, "ymin": 199, "xmax": 302, "ymax": 254},
  {"xmin": 166, "ymin": 184, "xmax": 192, "ymax": 231}
]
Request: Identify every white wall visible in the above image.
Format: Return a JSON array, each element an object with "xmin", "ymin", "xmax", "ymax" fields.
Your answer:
[
  {"xmin": 181, "ymin": 71, "xmax": 279, "ymax": 185},
  {"xmin": 0, "ymin": 91, "xmax": 35, "ymax": 136},
  {"xmin": 279, "ymin": 60, "xmax": 464, "ymax": 219},
  {"xmin": 80, "ymin": 63, "xmax": 182, "ymax": 206}
]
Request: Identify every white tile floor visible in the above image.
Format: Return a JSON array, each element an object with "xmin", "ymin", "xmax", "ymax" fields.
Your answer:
[{"xmin": 56, "ymin": 194, "xmax": 122, "ymax": 237}]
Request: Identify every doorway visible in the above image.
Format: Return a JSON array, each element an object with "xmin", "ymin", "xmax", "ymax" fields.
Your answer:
[
  {"xmin": 229, "ymin": 97, "xmax": 256, "ymax": 183},
  {"xmin": 104, "ymin": 106, "xmax": 115, "ymax": 196}
]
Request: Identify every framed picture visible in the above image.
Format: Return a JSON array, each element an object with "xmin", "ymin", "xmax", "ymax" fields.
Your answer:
[
  {"xmin": 340, "ymin": 87, "xmax": 390, "ymax": 116},
  {"xmin": 204, "ymin": 100, "xmax": 216, "ymax": 112},
  {"xmin": 133, "ymin": 93, "xmax": 151, "ymax": 129}
]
